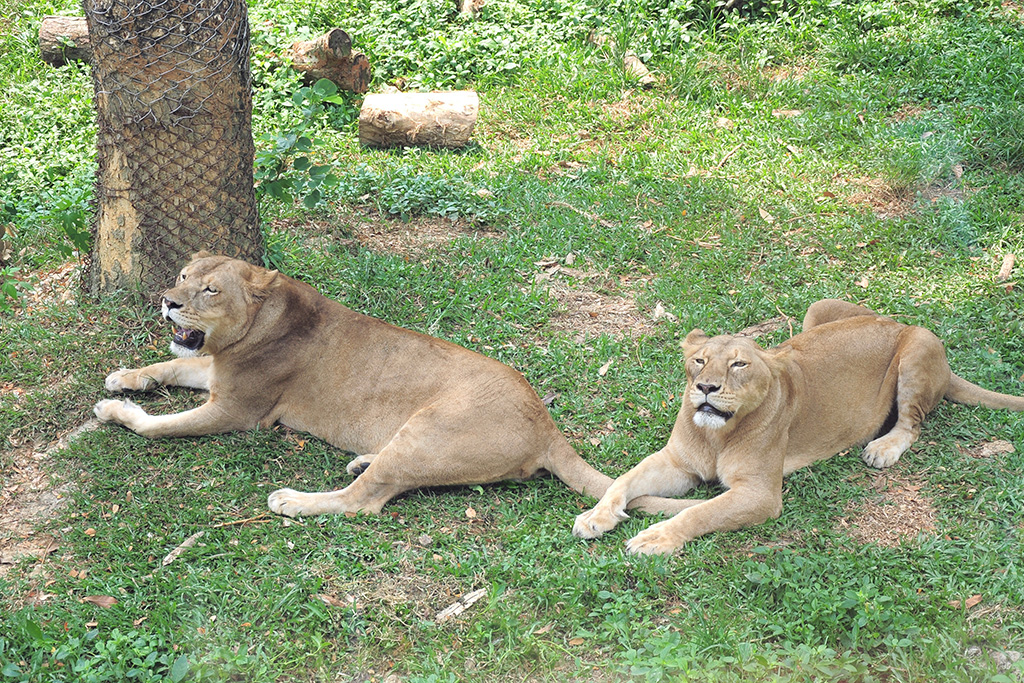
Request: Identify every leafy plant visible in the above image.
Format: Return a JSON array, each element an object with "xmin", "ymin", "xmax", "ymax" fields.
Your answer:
[
  {"xmin": 0, "ymin": 620, "xmax": 189, "ymax": 683},
  {"xmin": 254, "ymin": 78, "xmax": 353, "ymax": 210}
]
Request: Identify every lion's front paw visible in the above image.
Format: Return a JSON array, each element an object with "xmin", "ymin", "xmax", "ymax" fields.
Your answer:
[
  {"xmin": 105, "ymin": 369, "xmax": 155, "ymax": 393},
  {"xmin": 268, "ymin": 488, "xmax": 313, "ymax": 518},
  {"xmin": 625, "ymin": 520, "xmax": 684, "ymax": 555},
  {"xmin": 573, "ymin": 506, "xmax": 629, "ymax": 539},
  {"xmin": 94, "ymin": 398, "xmax": 146, "ymax": 425}
]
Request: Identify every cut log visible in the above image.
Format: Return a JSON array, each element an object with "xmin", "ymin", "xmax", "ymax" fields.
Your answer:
[
  {"xmin": 287, "ymin": 28, "xmax": 371, "ymax": 94},
  {"xmin": 39, "ymin": 16, "xmax": 92, "ymax": 67},
  {"xmin": 589, "ymin": 32, "xmax": 657, "ymax": 89},
  {"xmin": 359, "ymin": 91, "xmax": 478, "ymax": 149},
  {"xmin": 459, "ymin": 0, "xmax": 485, "ymax": 14},
  {"xmin": 39, "ymin": 20, "xmax": 371, "ymax": 93}
]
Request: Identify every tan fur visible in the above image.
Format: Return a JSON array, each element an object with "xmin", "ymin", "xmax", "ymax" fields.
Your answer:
[
  {"xmin": 95, "ymin": 254, "xmax": 689, "ymax": 519},
  {"xmin": 573, "ymin": 298, "xmax": 1024, "ymax": 554}
]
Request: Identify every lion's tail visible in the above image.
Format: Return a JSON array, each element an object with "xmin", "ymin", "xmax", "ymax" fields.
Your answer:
[
  {"xmin": 544, "ymin": 440, "xmax": 705, "ymax": 516},
  {"xmin": 946, "ymin": 373, "xmax": 1024, "ymax": 411}
]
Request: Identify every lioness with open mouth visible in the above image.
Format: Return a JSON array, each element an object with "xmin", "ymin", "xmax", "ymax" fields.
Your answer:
[
  {"xmin": 573, "ymin": 298, "xmax": 1024, "ymax": 554},
  {"xmin": 94, "ymin": 253, "xmax": 687, "ymax": 519}
]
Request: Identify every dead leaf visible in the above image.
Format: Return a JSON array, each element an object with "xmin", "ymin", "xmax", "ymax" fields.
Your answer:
[
  {"xmin": 964, "ymin": 440, "xmax": 1015, "ymax": 458},
  {"xmin": 598, "ymin": 359, "xmax": 614, "ymax": 377},
  {"xmin": 856, "ymin": 276, "xmax": 870, "ymax": 288},
  {"xmin": 161, "ymin": 531, "xmax": 205, "ymax": 566},
  {"xmin": 998, "ymin": 254, "xmax": 1015, "ymax": 281},
  {"xmin": 541, "ymin": 391, "xmax": 558, "ymax": 406},
  {"xmin": 653, "ymin": 302, "xmax": 677, "ymax": 322},
  {"xmin": 314, "ymin": 593, "xmax": 350, "ymax": 608},
  {"xmin": 465, "ymin": 507, "xmax": 477, "ymax": 519},
  {"xmin": 568, "ymin": 637, "xmax": 585, "ymax": 646},
  {"xmin": 80, "ymin": 595, "xmax": 119, "ymax": 608},
  {"xmin": 771, "ymin": 109, "xmax": 802, "ymax": 118},
  {"xmin": 758, "ymin": 207, "xmax": 775, "ymax": 224},
  {"xmin": 533, "ymin": 623, "xmax": 553, "ymax": 635},
  {"xmin": 435, "ymin": 588, "xmax": 487, "ymax": 623},
  {"xmin": 966, "ymin": 594, "xmax": 983, "ymax": 609},
  {"xmin": 84, "ymin": 528, "xmax": 96, "ymax": 537}
]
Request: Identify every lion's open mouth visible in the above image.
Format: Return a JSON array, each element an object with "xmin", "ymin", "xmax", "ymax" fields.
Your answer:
[
  {"xmin": 172, "ymin": 327, "xmax": 206, "ymax": 351},
  {"xmin": 697, "ymin": 402, "xmax": 733, "ymax": 421}
]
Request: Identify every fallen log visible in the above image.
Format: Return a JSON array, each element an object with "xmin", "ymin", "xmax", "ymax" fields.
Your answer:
[
  {"xmin": 589, "ymin": 32, "xmax": 657, "ymax": 89},
  {"xmin": 287, "ymin": 28, "xmax": 371, "ymax": 94},
  {"xmin": 39, "ymin": 16, "xmax": 92, "ymax": 67},
  {"xmin": 39, "ymin": 19, "xmax": 371, "ymax": 93},
  {"xmin": 359, "ymin": 90, "xmax": 478, "ymax": 149}
]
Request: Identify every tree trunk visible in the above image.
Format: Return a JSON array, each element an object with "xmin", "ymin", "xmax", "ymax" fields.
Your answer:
[
  {"xmin": 84, "ymin": 0, "xmax": 262, "ymax": 298},
  {"xmin": 288, "ymin": 28, "xmax": 371, "ymax": 93},
  {"xmin": 359, "ymin": 91, "xmax": 479, "ymax": 149},
  {"xmin": 39, "ymin": 16, "xmax": 92, "ymax": 66}
]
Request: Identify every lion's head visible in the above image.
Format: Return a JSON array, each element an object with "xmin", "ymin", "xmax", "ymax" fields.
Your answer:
[
  {"xmin": 681, "ymin": 330, "xmax": 778, "ymax": 430},
  {"xmin": 161, "ymin": 253, "xmax": 279, "ymax": 357}
]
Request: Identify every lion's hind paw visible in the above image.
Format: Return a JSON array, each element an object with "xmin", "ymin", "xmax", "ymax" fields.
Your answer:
[{"xmin": 625, "ymin": 521, "xmax": 683, "ymax": 555}]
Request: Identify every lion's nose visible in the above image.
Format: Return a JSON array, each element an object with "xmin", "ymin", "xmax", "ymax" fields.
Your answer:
[
  {"xmin": 162, "ymin": 296, "xmax": 182, "ymax": 310},
  {"xmin": 696, "ymin": 383, "xmax": 719, "ymax": 395}
]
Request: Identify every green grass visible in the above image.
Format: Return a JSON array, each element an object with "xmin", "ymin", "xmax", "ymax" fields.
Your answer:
[{"xmin": 3, "ymin": 0, "xmax": 1024, "ymax": 681}]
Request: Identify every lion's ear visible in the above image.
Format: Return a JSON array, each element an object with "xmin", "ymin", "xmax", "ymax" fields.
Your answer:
[
  {"xmin": 247, "ymin": 269, "xmax": 280, "ymax": 301},
  {"xmin": 190, "ymin": 250, "xmax": 214, "ymax": 261},
  {"xmin": 682, "ymin": 329, "xmax": 709, "ymax": 355}
]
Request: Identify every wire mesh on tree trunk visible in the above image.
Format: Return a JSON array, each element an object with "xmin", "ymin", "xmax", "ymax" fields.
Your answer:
[{"xmin": 85, "ymin": 0, "xmax": 263, "ymax": 299}]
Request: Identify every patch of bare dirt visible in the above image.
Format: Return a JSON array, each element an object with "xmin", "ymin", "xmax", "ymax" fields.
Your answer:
[
  {"xmin": 837, "ymin": 468, "xmax": 937, "ymax": 547},
  {"xmin": 8, "ymin": 262, "xmax": 81, "ymax": 315},
  {"xmin": 888, "ymin": 103, "xmax": 930, "ymax": 122},
  {"xmin": 0, "ymin": 420, "xmax": 98, "ymax": 581},
  {"xmin": 842, "ymin": 173, "xmax": 968, "ymax": 220},
  {"xmin": 534, "ymin": 258, "xmax": 671, "ymax": 341},
  {"xmin": 843, "ymin": 177, "xmax": 916, "ymax": 219},
  {"xmin": 274, "ymin": 212, "xmax": 503, "ymax": 258},
  {"xmin": 1000, "ymin": 0, "xmax": 1024, "ymax": 20},
  {"xmin": 765, "ymin": 64, "xmax": 811, "ymax": 82}
]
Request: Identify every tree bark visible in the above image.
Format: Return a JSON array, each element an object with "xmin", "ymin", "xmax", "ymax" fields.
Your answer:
[
  {"xmin": 39, "ymin": 16, "xmax": 92, "ymax": 66},
  {"xmin": 287, "ymin": 29, "xmax": 371, "ymax": 93},
  {"xmin": 84, "ymin": 0, "xmax": 262, "ymax": 298},
  {"xmin": 359, "ymin": 91, "xmax": 478, "ymax": 149}
]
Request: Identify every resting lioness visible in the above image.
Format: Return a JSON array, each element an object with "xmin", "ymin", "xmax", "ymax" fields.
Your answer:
[
  {"xmin": 94, "ymin": 254, "xmax": 687, "ymax": 519},
  {"xmin": 573, "ymin": 299, "xmax": 1024, "ymax": 554}
]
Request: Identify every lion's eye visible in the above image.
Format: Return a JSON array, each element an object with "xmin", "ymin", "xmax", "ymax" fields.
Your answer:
[
  {"xmin": 180, "ymin": 273, "xmax": 187, "ymax": 281},
  {"xmin": 204, "ymin": 285, "xmax": 218, "ymax": 295},
  {"xmin": 731, "ymin": 361, "xmax": 748, "ymax": 369},
  {"xmin": 693, "ymin": 358, "xmax": 706, "ymax": 366}
]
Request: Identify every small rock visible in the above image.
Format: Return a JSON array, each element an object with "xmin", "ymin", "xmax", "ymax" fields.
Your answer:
[{"xmin": 417, "ymin": 533, "xmax": 433, "ymax": 547}]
